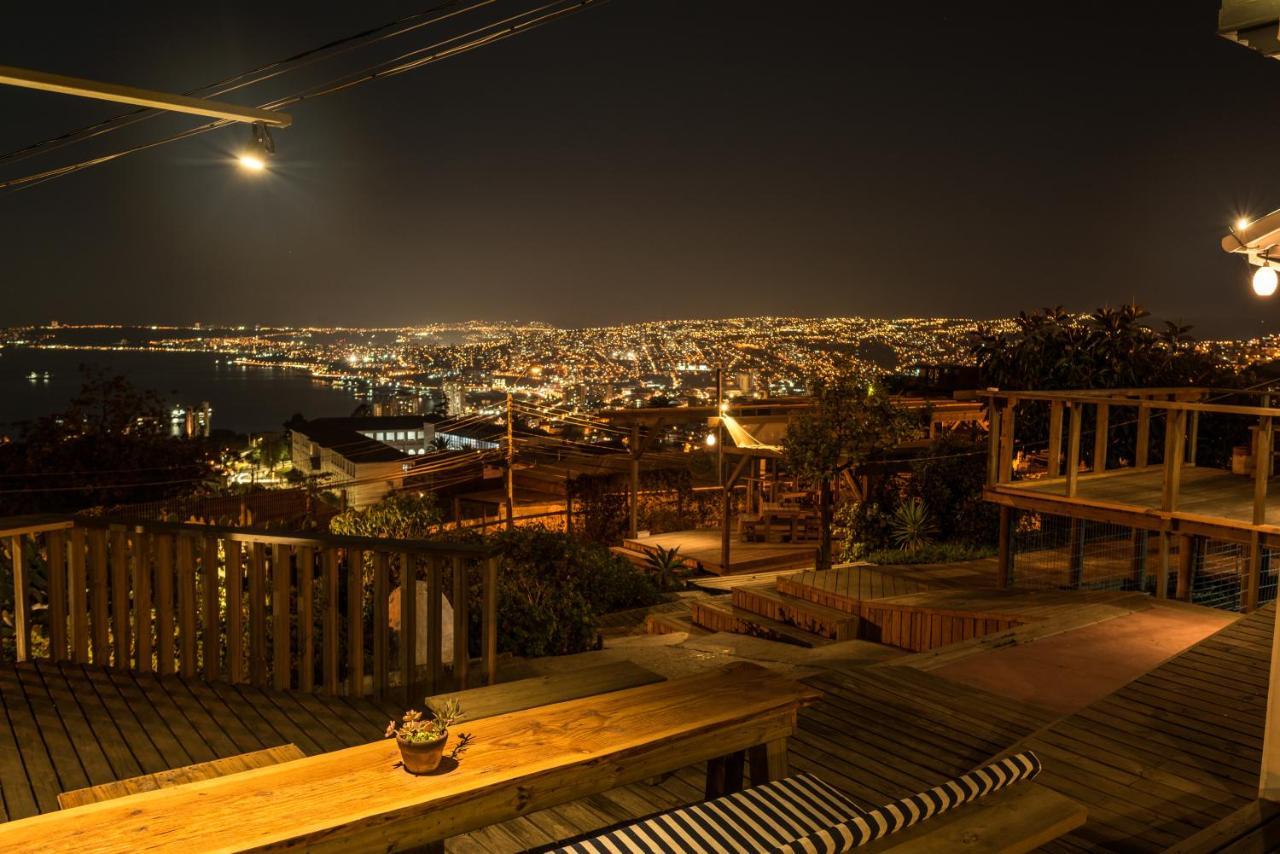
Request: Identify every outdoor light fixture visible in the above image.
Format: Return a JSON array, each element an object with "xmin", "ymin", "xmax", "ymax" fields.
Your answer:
[
  {"xmin": 1221, "ymin": 211, "xmax": 1280, "ymax": 297},
  {"xmin": 1255, "ymin": 265, "xmax": 1279, "ymax": 297},
  {"xmin": 705, "ymin": 433, "xmax": 717, "ymax": 447},
  {"xmin": 237, "ymin": 121, "xmax": 275, "ymax": 172}
]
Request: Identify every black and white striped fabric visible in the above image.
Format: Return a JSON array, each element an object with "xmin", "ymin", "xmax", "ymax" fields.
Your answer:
[
  {"xmin": 551, "ymin": 773, "xmax": 866, "ymax": 854},
  {"xmin": 774, "ymin": 751, "xmax": 1043, "ymax": 853}
]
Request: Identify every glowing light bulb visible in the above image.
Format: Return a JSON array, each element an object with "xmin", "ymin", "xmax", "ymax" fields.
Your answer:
[
  {"xmin": 1237, "ymin": 217, "xmax": 1251, "ymax": 232},
  {"xmin": 238, "ymin": 154, "xmax": 266, "ymax": 172},
  {"xmin": 705, "ymin": 433, "xmax": 717, "ymax": 447},
  {"xmin": 1254, "ymin": 266, "xmax": 1278, "ymax": 297}
]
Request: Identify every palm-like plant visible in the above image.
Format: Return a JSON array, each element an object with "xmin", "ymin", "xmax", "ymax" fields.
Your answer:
[
  {"xmin": 891, "ymin": 498, "xmax": 936, "ymax": 553},
  {"xmin": 644, "ymin": 545, "xmax": 687, "ymax": 591}
]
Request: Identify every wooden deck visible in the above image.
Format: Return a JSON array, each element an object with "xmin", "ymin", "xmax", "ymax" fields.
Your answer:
[
  {"xmin": 621, "ymin": 529, "xmax": 817, "ymax": 575},
  {"xmin": 993, "ymin": 464, "xmax": 1280, "ymax": 545},
  {"xmin": 0, "ymin": 600, "xmax": 1272, "ymax": 850},
  {"xmin": 1014, "ymin": 604, "xmax": 1274, "ymax": 852},
  {"xmin": 0, "ymin": 660, "xmax": 403, "ymax": 821}
]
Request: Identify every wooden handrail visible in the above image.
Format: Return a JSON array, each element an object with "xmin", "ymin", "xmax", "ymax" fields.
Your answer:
[{"xmin": 2, "ymin": 517, "xmax": 501, "ymax": 704}]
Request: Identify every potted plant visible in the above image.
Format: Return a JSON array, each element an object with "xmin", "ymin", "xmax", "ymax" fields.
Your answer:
[{"xmin": 385, "ymin": 698, "xmax": 465, "ymax": 775}]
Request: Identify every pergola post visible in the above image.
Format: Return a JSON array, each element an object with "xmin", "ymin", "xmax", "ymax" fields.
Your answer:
[
  {"xmin": 720, "ymin": 456, "xmax": 752, "ymax": 572},
  {"xmin": 629, "ymin": 424, "xmax": 641, "ymax": 539}
]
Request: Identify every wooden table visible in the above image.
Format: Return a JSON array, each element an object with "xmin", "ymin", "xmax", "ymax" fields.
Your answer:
[{"xmin": 0, "ymin": 662, "xmax": 819, "ymax": 852}]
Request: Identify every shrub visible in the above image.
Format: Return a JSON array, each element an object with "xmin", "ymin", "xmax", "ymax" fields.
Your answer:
[
  {"xmin": 482, "ymin": 526, "xmax": 663, "ymax": 658},
  {"xmin": 861, "ymin": 542, "xmax": 996, "ymax": 565},
  {"xmin": 890, "ymin": 498, "xmax": 936, "ymax": 552}
]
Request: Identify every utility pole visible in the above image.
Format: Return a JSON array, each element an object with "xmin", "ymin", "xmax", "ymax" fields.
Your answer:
[{"xmin": 505, "ymin": 392, "xmax": 515, "ymax": 530}]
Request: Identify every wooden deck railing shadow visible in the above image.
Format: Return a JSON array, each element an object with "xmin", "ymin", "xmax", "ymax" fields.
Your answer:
[{"xmin": 0, "ymin": 515, "xmax": 500, "ymax": 704}]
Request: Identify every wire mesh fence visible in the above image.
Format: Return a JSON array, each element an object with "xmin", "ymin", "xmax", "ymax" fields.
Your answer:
[{"xmin": 1008, "ymin": 510, "xmax": 1279, "ymax": 611}]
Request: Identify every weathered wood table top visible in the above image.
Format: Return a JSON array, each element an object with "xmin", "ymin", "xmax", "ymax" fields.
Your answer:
[{"xmin": 0, "ymin": 661, "xmax": 820, "ymax": 852}]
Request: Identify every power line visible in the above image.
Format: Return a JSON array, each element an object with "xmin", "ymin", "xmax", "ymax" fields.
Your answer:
[
  {"xmin": 0, "ymin": 0, "xmax": 607, "ymax": 192},
  {"xmin": 0, "ymin": 0, "xmax": 494, "ymax": 167}
]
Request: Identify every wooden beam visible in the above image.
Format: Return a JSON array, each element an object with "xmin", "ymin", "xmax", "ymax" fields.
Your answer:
[
  {"xmin": 996, "ymin": 506, "xmax": 1013, "ymax": 589},
  {"xmin": 1157, "ymin": 531, "xmax": 1171, "ymax": 600},
  {"xmin": 1065, "ymin": 404, "xmax": 1082, "ymax": 498},
  {"xmin": 1162, "ymin": 410, "xmax": 1187, "ymax": 512},
  {"xmin": 1188, "ymin": 410, "xmax": 1201, "ymax": 465},
  {"xmin": 1047, "ymin": 400, "xmax": 1063, "ymax": 478},
  {"xmin": 0, "ymin": 64, "xmax": 292, "ymax": 127},
  {"xmin": 997, "ymin": 402, "xmax": 1016, "ymax": 483},
  {"xmin": 1175, "ymin": 534, "xmax": 1194, "ymax": 601},
  {"xmin": 1258, "ymin": 415, "xmax": 1273, "ymax": 526},
  {"xmin": 1261, "ymin": 591, "xmax": 1280, "ymax": 800},
  {"xmin": 986, "ymin": 404, "xmax": 1001, "ymax": 486},
  {"xmin": 1135, "ymin": 401, "xmax": 1151, "ymax": 467},
  {"xmin": 8, "ymin": 535, "xmax": 27, "ymax": 662},
  {"xmin": 1092, "ymin": 402, "xmax": 1109, "ymax": 473},
  {"xmin": 1247, "ymin": 532, "xmax": 1263, "ymax": 613}
]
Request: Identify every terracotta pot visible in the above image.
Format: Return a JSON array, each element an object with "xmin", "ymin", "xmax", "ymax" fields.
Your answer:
[{"xmin": 398, "ymin": 733, "xmax": 448, "ymax": 775}]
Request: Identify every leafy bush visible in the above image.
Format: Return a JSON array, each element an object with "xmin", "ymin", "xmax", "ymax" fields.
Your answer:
[
  {"xmin": 482, "ymin": 526, "xmax": 663, "ymax": 658},
  {"xmin": 329, "ymin": 492, "xmax": 441, "ymax": 540}
]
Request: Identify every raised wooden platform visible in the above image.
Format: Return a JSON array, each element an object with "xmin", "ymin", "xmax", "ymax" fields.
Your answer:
[
  {"xmin": 990, "ymin": 464, "xmax": 1280, "ymax": 546},
  {"xmin": 620, "ymin": 529, "xmax": 816, "ymax": 575}
]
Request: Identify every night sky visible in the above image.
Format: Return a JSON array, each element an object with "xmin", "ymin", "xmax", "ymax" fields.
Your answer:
[{"xmin": 2, "ymin": 2, "xmax": 1278, "ymax": 335}]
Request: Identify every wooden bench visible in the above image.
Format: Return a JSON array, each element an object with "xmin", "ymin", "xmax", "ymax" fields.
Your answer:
[
  {"xmin": 426, "ymin": 659, "xmax": 662, "ymax": 721},
  {"xmin": 0, "ymin": 662, "xmax": 818, "ymax": 852},
  {"xmin": 859, "ymin": 782, "xmax": 1086, "ymax": 853},
  {"xmin": 57, "ymin": 744, "xmax": 305, "ymax": 809},
  {"xmin": 1167, "ymin": 799, "xmax": 1280, "ymax": 853}
]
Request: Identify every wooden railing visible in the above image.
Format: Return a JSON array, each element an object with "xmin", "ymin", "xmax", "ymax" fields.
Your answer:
[{"xmin": 0, "ymin": 515, "xmax": 500, "ymax": 704}]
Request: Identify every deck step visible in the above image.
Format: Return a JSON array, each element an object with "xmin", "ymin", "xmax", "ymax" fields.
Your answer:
[
  {"xmin": 609, "ymin": 546, "xmax": 652, "ymax": 570},
  {"xmin": 689, "ymin": 599, "xmax": 832, "ymax": 648},
  {"xmin": 730, "ymin": 584, "xmax": 859, "ymax": 640},
  {"xmin": 643, "ymin": 609, "xmax": 712, "ymax": 637},
  {"xmin": 426, "ymin": 660, "xmax": 664, "ymax": 721}
]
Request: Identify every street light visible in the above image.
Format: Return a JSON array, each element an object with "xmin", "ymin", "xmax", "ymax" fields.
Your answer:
[{"xmin": 237, "ymin": 121, "xmax": 275, "ymax": 173}]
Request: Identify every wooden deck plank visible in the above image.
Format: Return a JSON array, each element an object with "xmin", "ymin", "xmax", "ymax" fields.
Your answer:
[
  {"xmin": 0, "ymin": 665, "xmax": 65, "ymax": 814},
  {"xmin": 176, "ymin": 676, "xmax": 267, "ymax": 755},
  {"xmin": 30, "ymin": 662, "xmax": 120, "ymax": 787},
  {"xmin": 121, "ymin": 670, "xmax": 216, "ymax": 765},
  {"xmin": 76, "ymin": 665, "xmax": 168, "ymax": 775}
]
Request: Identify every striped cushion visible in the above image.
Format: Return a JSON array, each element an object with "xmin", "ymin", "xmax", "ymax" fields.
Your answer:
[
  {"xmin": 552, "ymin": 773, "xmax": 866, "ymax": 854},
  {"xmin": 775, "ymin": 751, "xmax": 1043, "ymax": 853}
]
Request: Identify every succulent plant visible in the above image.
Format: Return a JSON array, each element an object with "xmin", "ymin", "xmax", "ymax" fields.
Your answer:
[{"xmin": 386, "ymin": 697, "xmax": 465, "ymax": 745}]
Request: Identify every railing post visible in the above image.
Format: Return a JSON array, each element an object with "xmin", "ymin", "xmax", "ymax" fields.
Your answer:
[
  {"xmin": 202, "ymin": 536, "xmax": 220, "ymax": 681},
  {"xmin": 69, "ymin": 526, "xmax": 88, "ymax": 664},
  {"xmin": 249, "ymin": 543, "xmax": 266, "ymax": 685},
  {"xmin": 177, "ymin": 534, "xmax": 197, "ymax": 678},
  {"xmin": 323, "ymin": 548, "xmax": 339, "ymax": 695},
  {"xmin": 297, "ymin": 546, "xmax": 314, "ymax": 693},
  {"xmin": 1246, "ymin": 531, "xmax": 1263, "ymax": 613},
  {"xmin": 451, "ymin": 556, "xmax": 469, "ymax": 690},
  {"xmin": 1093, "ymin": 402, "xmax": 1109, "ymax": 473},
  {"xmin": 1259, "ymin": 553, "xmax": 1280, "ymax": 799},
  {"xmin": 8, "ymin": 534, "xmax": 28, "ymax": 662},
  {"xmin": 1065, "ymin": 403, "xmax": 1082, "ymax": 498},
  {"xmin": 400, "ymin": 552, "xmax": 417, "ymax": 705},
  {"xmin": 484, "ymin": 555, "xmax": 498, "ymax": 685},
  {"xmin": 996, "ymin": 506, "xmax": 1013, "ymax": 589},
  {"xmin": 155, "ymin": 534, "xmax": 175, "ymax": 675},
  {"xmin": 986, "ymin": 402, "xmax": 1001, "ymax": 486},
  {"xmin": 997, "ymin": 401, "xmax": 1016, "ymax": 483},
  {"xmin": 1135, "ymin": 400, "xmax": 1150, "ymax": 467},
  {"xmin": 346, "ymin": 548, "xmax": 365, "ymax": 697},
  {"xmin": 1047, "ymin": 400, "xmax": 1063, "ymax": 478},
  {"xmin": 110, "ymin": 526, "xmax": 130, "ymax": 668},
  {"xmin": 1162, "ymin": 409, "xmax": 1186, "ymax": 513},
  {"xmin": 134, "ymin": 532, "xmax": 153, "ymax": 673},
  {"xmin": 90, "ymin": 527, "xmax": 109, "ymax": 663},
  {"xmin": 1257, "ymin": 414, "xmax": 1273, "ymax": 527},
  {"xmin": 48, "ymin": 530, "xmax": 67, "ymax": 661},
  {"xmin": 226, "ymin": 540, "xmax": 244, "ymax": 683},
  {"xmin": 373, "ymin": 552, "xmax": 389, "ymax": 700},
  {"xmin": 271, "ymin": 544, "xmax": 291, "ymax": 691}
]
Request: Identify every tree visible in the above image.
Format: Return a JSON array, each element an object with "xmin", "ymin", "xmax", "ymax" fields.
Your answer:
[
  {"xmin": 782, "ymin": 376, "xmax": 916, "ymax": 570},
  {"xmin": 969, "ymin": 304, "xmax": 1244, "ymax": 468},
  {"xmin": 0, "ymin": 366, "xmax": 217, "ymax": 516}
]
